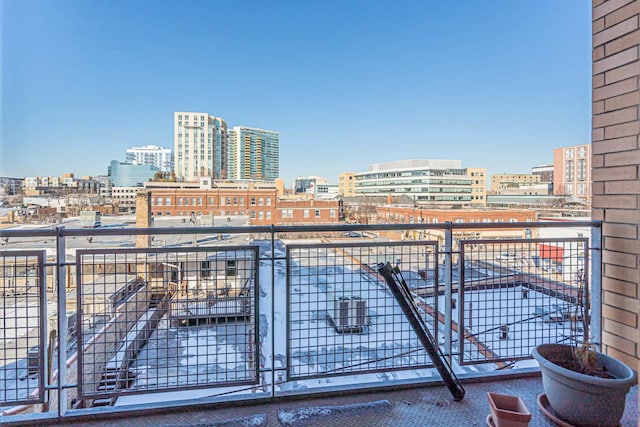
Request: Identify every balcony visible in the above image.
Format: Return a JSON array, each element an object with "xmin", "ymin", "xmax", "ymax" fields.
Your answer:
[{"xmin": 0, "ymin": 221, "xmax": 637, "ymax": 425}]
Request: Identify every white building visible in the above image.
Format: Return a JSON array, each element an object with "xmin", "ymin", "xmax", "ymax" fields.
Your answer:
[
  {"xmin": 174, "ymin": 112, "xmax": 228, "ymax": 181},
  {"xmin": 354, "ymin": 159, "xmax": 473, "ymax": 205},
  {"xmin": 125, "ymin": 145, "xmax": 174, "ymax": 173}
]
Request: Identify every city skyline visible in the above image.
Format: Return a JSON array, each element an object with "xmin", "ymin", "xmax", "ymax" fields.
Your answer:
[{"xmin": 2, "ymin": 1, "xmax": 590, "ymax": 185}]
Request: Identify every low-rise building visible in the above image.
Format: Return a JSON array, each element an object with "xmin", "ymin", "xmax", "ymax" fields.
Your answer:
[
  {"xmin": 354, "ymin": 159, "xmax": 474, "ymax": 205},
  {"xmin": 376, "ymin": 205, "xmax": 537, "ymax": 241},
  {"xmin": 146, "ymin": 180, "xmax": 341, "ymax": 225},
  {"xmin": 490, "ymin": 174, "xmax": 541, "ymax": 194}
]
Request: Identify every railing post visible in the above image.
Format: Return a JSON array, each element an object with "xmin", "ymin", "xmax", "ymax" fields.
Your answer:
[
  {"xmin": 270, "ymin": 224, "xmax": 276, "ymax": 397},
  {"xmin": 590, "ymin": 222, "xmax": 602, "ymax": 351},
  {"xmin": 56, "ymin": 226, "xmax": 68, "ymax": 416},
  {"xmin": 444, "ymin": 223, "xmax": 453, "ymax": 362}
]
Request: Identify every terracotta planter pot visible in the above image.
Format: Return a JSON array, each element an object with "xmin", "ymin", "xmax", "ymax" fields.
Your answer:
[
  {"xmin": 532, "ymin": 343, "xmax": 636, "ymax": 427},
  {"xmin": 486, "ymin": 392, "xmax": 531, "ymax": 427}
]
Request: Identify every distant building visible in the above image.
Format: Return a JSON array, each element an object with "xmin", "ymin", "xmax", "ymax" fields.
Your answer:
[
  {"xmin": 174, "ymin": 112, "xmax": 228, "ymax": 181},
  {"xmin": 126, "ymin": 145, "xmax": 174, "ymax": 173},
  {"xmin": 553, "ymin": 144, "xmax": 591, "ymax": 206},
  {"xmin": 532, "ymin": 165, "xmax": 554, "ymax": 183},
  {"xmin": 147, "ymin": 180, "xmax": 340, "ymax": 225},
  {"xmin": 467, "ymin": 168, "xmax": 487, "ymax": 206},
  {"xmin": 108, "ymin": 160, "xmax": 159, "ymax": 187},
  {"xmin": 377, "ymin": 206, "xmax": 536, "ymax": 240},
  {"xmin": 94, "ymin": 175, "xmax": 113, "ymax": 197},
  {"xmin": 23, "ymin": 174, "xmax": 99, "ymax": 196},
  {"xmin": 339, "ymin": 172, "xmax": 356, "ymax": 197},
  {"xmin": 354, "ymin": 159, "xmax": 473, "ymax": 205},
  {"xmin": 0, "ymin": 177, "xmax": 23, "ymax": 195},
  {"xmin": 111, "ymin": 186, "xmax": 140, "ymax": 212},
  {"xmin": 228, "ymin": 126, "xmax": 279, "ymax": 181},
  {"xmin": 293, "ymin": 176, "xmax": 331, "ymax": 197},
  {"xmin": 490, "ymin": 174, "xmax": 541, "ymax": 194},
  {"xmin": 274, "ymin": 178, "xmax": 285, "ymax": 196}
]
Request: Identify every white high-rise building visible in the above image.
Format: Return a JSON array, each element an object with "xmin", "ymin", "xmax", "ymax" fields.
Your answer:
[
  {"xmin": 174, "ymin": 112, "xmax": 228, "ymax": 181},
  {"xmin": 125, "ymin": 145, "xmax": 174, "ymax": 173}
]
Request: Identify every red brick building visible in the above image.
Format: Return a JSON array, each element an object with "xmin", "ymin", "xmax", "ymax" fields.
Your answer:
[
  {"xmin": 147, "ymin": 182, "xmax": 341, "ymax": 226},
  {"xmin": 376, "ymin": 206, "xmax": 537, "ymax": 240}
]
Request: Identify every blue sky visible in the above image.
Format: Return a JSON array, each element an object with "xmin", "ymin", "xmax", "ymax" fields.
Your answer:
[{"xmin": 1, "ymin": 1, "xmax": 591, "ymax": 186}]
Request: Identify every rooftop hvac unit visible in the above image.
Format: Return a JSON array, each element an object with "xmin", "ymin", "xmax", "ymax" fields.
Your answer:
[{"xmin": 330, "ymin": 296, "xmax": 367, "ymax": 333}]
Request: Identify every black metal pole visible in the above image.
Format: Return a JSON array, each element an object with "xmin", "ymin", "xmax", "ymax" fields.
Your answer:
[{"xmin": 376, "ymin": 262, "xmax": 465, "ymax": 401}]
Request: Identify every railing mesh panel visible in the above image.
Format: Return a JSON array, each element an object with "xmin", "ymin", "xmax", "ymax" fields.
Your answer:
[
  {"xmin": 286, "ymin": 241, "xmax": 439, "ymax": 380},
  {"xmin": 76, "ymin": 247, "xmax": 259, "ymax": 400},
  {"xmin": 0, "ymin": 251, "xmax": 45, "ymax": 406},
  {"xmin": 458, "ymin": 238, "xmax": 589, "ymax": 365}
]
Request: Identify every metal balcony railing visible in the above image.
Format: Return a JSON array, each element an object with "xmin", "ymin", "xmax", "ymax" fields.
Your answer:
[{"xmin": 0, "ymin": 220, "xmax": 601, "ymax": 423}]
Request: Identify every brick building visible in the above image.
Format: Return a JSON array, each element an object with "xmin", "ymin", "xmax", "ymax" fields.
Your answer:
[
  {"xmin": 592, "ymin": 0, "xmax": 640, "ymax": 368},
  {"xmin": 147, "ymin": 183, "xmax": 340, "ymax": 226},
  {"xmin": 377, "ymin": 206, "xmax": 537, "ymax": 240}
]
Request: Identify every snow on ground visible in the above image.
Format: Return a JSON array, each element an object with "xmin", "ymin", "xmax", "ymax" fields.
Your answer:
[{"xmin": 112, "ymin": 239, "xmax": 576, "ymax": 405}]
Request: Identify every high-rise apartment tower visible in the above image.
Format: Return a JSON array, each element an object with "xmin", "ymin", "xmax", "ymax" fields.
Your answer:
[
  {"xmin": 174, "ymin": 112, "xmax": 228, "ymax": 181},
  {"xmin": 227, "ymin": 126, "xmax": 279, "ymax": 181}
]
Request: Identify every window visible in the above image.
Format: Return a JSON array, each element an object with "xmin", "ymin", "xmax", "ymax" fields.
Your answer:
[
  {"xmin": 165, "ymin": 197, "xmax": 171, "ymax": 206},
  {"xmin": 226, "ymin": 197, "xmax": 231, "ymax": 205},
  {"xmin": 266, "ymin": 211, "xmax": 271, "ymax": 220},
  {"xmin": 239, "ymin": 197, "xmax": 244, "ymax": 204},
  {"xmin": 166, "ymin": 211, "xmax": 170, "ymax": 216},
  {"xmin": 156, "ymin": 197, "xmax": 163, "ymax": 206},
  {"xmin": 251, "ymin": 197, "xmax": 256, "ymax": 206},
  {"xmin": 225, "ymin": 260, "xmax": 237, "ymax": 277},
  {"xmin": 577, "ymin": 159, "xmax": 586, "ymax": 181},
  {"xmin": 303, "ymin": 209, "xmax": 309, "ymax": 218},
  {"xmin": 178, "ymin": 197, "xmax": 183, "ymax": 205},
  {"xmin": 209, "ymin": 197, "xmax": 215, "ymax": 205},
  {"xmin": 198, "ymin": 197, "xmax": 202, "ymax": 205},
  {"xmin": 282, "ymin": 209, "xmax": 293, "ymax": 218},
  {"xmin": 259, "ymin": 211, "xmax": 264, "ymax": 219},
  {"xmin": 250, "ymin": 211, "xmax": 256, "ymax": 219},
  {"xmin": 201, "ymin": 261, "xmax": 211, "ymax": 278},
  {"xmin": 258, "ymin": 197, "xmax": 264, "ymax": 206},
  {"xmin": 233, "ymin": 197, "xmax": 238, "ymax": 205},
  {"xmin": 565, "ymin": 160, "xmax": 574, "ymax": 183},
  {"xmin": 266, "ymin": 197, "xmax": 272, "ymax": 206},
  {"xmin": 192, "ymin": 198, "xmax": 196, "ymax": 205},
  {"xmin": 315, "ymin": 209, "xmax": 320, "ymax": 218}
]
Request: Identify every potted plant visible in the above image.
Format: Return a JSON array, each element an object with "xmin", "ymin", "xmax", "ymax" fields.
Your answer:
[{"xmin": 531, "ymin": 269, "xmax": 636, "ymax": 427}]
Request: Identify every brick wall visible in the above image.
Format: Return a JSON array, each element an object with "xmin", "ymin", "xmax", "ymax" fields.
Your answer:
[{"xmin": 592, "ymin": 0, "xmax": 639, "ymax": 369}]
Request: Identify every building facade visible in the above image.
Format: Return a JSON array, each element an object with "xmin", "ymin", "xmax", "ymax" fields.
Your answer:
[
  {"xmin": 532, "ymin": 164, "xmax": 554, "ymax": 183},
  {"xmin": 147, "ymin": 181, "xmax": 340, "ymax": 226},
  {"xmin": 125, "ymin": 145, "xmax": 174, "ymax": 173},
  {"xmin": 111, "ymin": 186, "xmax": 140, "ymax": 212},
  {"xmin": 354, "ymin": 159, "xmax": 473, "ymax": 205},
  {"xmin": 338, "ymin": 172, "xmax": 356, "ymax": 197},
  {"xmin": 553, "ymin": 144, "xmax": 591, "ymax": 206},
  {"xmin": 23, "ymin": 174, "xmax": 100, "ymax": 196},
  {"xmin": 591, "ymin": 0, "xmax": 639, "ymax": 367},
  {"xmin": 108, "ymin": 160, "xmax": 159, "ymax": 187},
  {"xmin": 377, "ymin": 206, "xmax": 536, "ymax": 240},
  {"xmin": 227, "ymin": 126, "xmax": 279, "ymax": 181},
  {"xmin": 174, "ymin": 112, "xmax": 228, "ymax": 181},
  {"xmin": 490, "ymin": 174, "xmax": 541, "ymax": 193},
  {"xmin": 467, "ymin": 167, "xmax": 487, "ymax": 206},
  {"xmin": 0, "ymin": 177, "xmax": 23, "ymax": 195}
]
